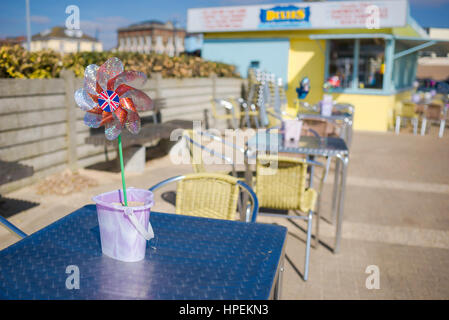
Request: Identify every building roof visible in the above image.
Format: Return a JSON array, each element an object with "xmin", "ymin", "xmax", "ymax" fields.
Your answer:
[
  {"xmin": 32, "ymin": 26, "xmax": 98, "ymax": 42},
  {"xmin": 117, "ymin": 20, "xmax": 185, "ymax": 32},
  {"xmin": 0, "ymin": 36, "xmax": 26, "ymax": 46}
]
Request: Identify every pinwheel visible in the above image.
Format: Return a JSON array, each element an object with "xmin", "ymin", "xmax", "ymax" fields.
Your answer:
[
  {"xmin": 74, "ymin": 57, "xmax": 154, "ymax": 206},
  {"xmin": 74, "ymin": 57, "xmax": 153, "ymax": 141}
]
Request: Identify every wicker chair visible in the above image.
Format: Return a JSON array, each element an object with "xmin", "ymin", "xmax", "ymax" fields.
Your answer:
[
  {"xmin": 420, "ymin": 101, "xmax": 446, "ymax": 138},
  {"xmin": 255, "ymin": 154, "xmax": 325, "ymax": 281},
  {"xmin": 149, "ymin": 173, "xmax": 258, "ymax": 223},
  {"xmin": 395, "ymin": 101, "xmax": 419, "ymax": 135}
]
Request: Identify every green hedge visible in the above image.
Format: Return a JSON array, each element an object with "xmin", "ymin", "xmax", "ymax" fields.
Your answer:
[{"xmin": 0, "ymin": 45, "xmax": 240, "ymax": 79}]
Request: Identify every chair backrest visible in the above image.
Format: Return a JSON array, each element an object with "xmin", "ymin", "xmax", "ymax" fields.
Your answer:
[
  {"xmin": 182, "ymin": 129, "xmax": 239, "ymax": 174},
  {"xmin": 302, "ymin": 119, "xmax": 334, "ymax": 137},
  {"xmin": 149, "ymin": 173, "xmax": 258, "ymax": 222},
  {"xmin": 256, "ymin": 155, "xmax": 308, "ymax": 210},
  {"xmin": 183, "ymin": 129, "xmax": 206, "ymax": 173},
  {"xmin": 176, "ymin": 173, "xmax": 240, "ymax": 220},
  {"xmin": 425, "ymin": 103, "xmax": 443, "ymax": 120},
  {"xmin": 401, "ymin": 101, "xmax": 418, "ymax": 118}
]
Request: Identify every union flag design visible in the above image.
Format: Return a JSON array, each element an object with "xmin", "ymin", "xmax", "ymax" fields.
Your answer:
[{"xmin": 98, "ymin": 90, "xmax": 120, "ymax": 112}]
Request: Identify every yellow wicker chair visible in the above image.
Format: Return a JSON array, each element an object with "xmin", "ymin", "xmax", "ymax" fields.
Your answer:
[
  {"xmin": 420, "ymin": 100, "xmax": 446, "ymax": 137},
  {"xmin": 395, "ymin": 101, "xmax": 419, "ymax": 135},
  {"xmin": 149, "ymin": 172, "xmax": 258, "ymax": 223},
  {"xmin": 255, "ymin": 154, "xmax": 325, "ymax": 281}
]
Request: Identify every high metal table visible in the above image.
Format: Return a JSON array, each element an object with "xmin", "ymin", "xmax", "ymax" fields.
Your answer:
[
  {"xmin": 0, "ymin": 205, "xmax": 287, "ymax": 300},
  {"xmin": 246, "ymin": 133, "xmax": 349, "ymax": 253},
  {"xmin": 296, "ymin": 109, "xmax": 354, "ymax": 147}
]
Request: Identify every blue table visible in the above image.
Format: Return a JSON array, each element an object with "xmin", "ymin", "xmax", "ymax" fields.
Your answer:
[{"xmin": 0, "ymin": 205, "xmax": 287, "ymax": 300}]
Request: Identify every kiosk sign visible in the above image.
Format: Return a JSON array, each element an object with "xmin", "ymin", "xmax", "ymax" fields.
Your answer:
[
  {"xmin": 187, "ymin": 0, "xmax": 407, "ymax": 33},
  {"xmin": 259, "ymin": 5, "xmax": 311, "ymax": 28}
]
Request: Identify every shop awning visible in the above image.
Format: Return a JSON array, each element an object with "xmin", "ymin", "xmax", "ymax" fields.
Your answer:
[
  {"xmin": 309, "ymin": 34, "xmax": 449, "ymax": 59},
  {"xmin": 309, "ymin": 33, "xmax": 394, "ymax": 40},
  {"xmin": 394, "ymin": 36, "xmax": 449, "ymax": 59}
]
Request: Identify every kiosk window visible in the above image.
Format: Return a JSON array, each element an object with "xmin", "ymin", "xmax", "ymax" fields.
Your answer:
[
  {"xmin": 328, "ymin": 39, "xmax": 354, "ymax": 89},
  {"xmin": 327, "ymin": 38, "xmax": 387, "ymax": 91},
  {"xmin": 358, "ymin": 38, "xmax": 385, "ymax": 89}
]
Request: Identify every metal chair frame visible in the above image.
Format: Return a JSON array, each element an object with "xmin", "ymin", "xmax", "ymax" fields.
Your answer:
[
  {"xmin": 211, "ymin": 98, "xmax": 240, "ymax": 129},
  {"xmin": 235, "ymin": 98, "xmax": 260, "ymax": 129},
  {"xmin": 182, "ymin": 130, "xmax": 242, "ymax": 176},
  {"xmin": 0, "ymin": 215, "xmax": 28, "ymax": 239}
]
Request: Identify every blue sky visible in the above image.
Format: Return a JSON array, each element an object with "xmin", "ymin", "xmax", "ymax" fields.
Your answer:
[{"xmin": 1, "ymin": 0, "xmax": 449, "ymax": 50}]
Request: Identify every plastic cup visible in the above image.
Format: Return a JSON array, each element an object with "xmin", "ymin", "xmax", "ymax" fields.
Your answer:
[
  {"xmin": 283, "ymin": 119, "xmax": 303, "ymax": 148},
  {"xmin": 321, "ymin": 94, "xmax": 333, "ymax": 117}
]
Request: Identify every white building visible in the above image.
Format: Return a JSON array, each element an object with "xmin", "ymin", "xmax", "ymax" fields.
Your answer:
[
  {"xmin": 28, "ymin": 26, "xmax": 102, "ymax": 54},
  {"xmin": 117, "ymin": 20, "xmax": 185, "ymax": 56}
]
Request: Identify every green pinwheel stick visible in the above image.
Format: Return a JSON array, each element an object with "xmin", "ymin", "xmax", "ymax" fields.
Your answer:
[{"xmin": 117, "ymin": 134, "xmax": 128, "ymax": 206}]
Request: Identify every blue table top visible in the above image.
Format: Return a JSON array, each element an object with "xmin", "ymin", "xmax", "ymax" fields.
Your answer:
[
  {"xmin": 247, "ymin": 132, "xmax": 349, "ymax": 157},
  {"xmin": 0, "ymin": 205, "xmax": 287, "ymax": 300}
]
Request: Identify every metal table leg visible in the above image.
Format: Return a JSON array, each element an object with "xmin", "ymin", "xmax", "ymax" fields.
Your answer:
[
  {"xmin": 244, "ymin": 107, "xmax": 250, "ymax": 128},
  {"xmin": 340, "ymin": 120, "xmax": 349, "ymax": 143},
  {"xmin": 331, "ymin": 156, "xmax": 340, "ymax": 225},
  {"xmin": 242, "ymin": 144, "xmax": 253, "ymax": 222},
  {"xmin": 334, "ymin": 153, "xmax": 349, "ymax": 254},
  {"xmin": 346, "ymin": 120, "xmax": 353, "ymax": 148},
  {"xmin": 308, "ymin": 155, "xmax": 315, "ymax": 189},
  {"xmin": 439, "ymin": 119, "xmax": 446, "ymax": 138},
  {"xmin": 421, "ymin": 117, "xmax": 427, "ymax": 136},
  {"xmin": 273, "ymin": 255, "xmax": 285, "ymax": 300}
]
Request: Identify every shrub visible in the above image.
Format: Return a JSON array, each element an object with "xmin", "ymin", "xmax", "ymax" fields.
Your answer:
[{"xmin": 0, "ymin": 45, "xmax": 240, "ymax": 79}]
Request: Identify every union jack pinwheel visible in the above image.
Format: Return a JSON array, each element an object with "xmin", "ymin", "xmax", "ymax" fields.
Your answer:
[{"xmin": 74, "ymin": 57, "xmax": 153, "ymax": 140}]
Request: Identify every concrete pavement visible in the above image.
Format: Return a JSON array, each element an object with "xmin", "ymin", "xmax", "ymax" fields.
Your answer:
[{"xmin": 1, "ymin": 128, "xmax": 449, "ymax": 299}]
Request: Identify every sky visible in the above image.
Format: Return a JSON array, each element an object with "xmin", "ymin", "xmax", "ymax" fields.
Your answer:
[{"xmin": 1, "ymin": 0, "xmax": 449, "ymax": 50}]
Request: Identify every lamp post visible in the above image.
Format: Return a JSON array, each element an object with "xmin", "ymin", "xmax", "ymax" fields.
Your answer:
[{"xmin": 25, "ymin": 0, "xmax": 31, "ymax": 50}]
